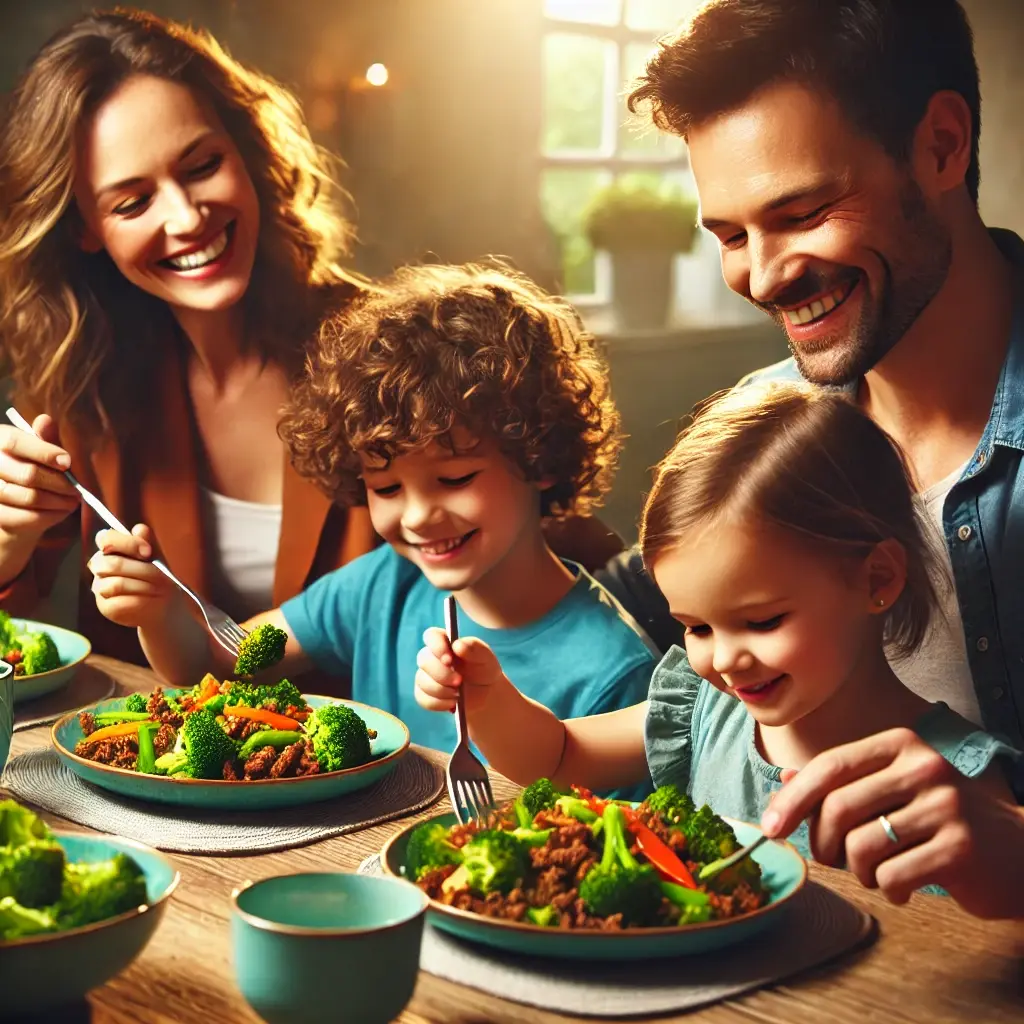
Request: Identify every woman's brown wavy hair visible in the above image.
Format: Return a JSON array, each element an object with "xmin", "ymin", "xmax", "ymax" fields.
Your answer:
[
  {"xmin": 280, "ymin": 262, "xmax": 621, "ymax": 518},
  {"xmin": 0, "ymin": 7, "xmax": 362, "ymax": 442},
  {"xmin": 640, "ymin": 381, "xmax": 942, "ymax": 660}
]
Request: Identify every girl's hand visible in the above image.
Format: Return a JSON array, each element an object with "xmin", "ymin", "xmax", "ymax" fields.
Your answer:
[
  {"xmin": 764, "ymin": 728, "xmax": 1024, "ymax": 919},
  {"xmin": 414, "ymin": 627, "xmax": 506, "ymax": 714},
  {"xmin": 0, "ymin": 416, "xmax": 79, "ymax": 541},
  {"xmin": 88, "ymin": 524, "xmax": 180, "ymax": 630}
]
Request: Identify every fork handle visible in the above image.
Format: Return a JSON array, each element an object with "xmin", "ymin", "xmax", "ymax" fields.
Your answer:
[
  {"xmin": 5, "ymin": 406, "xmax": 191, "ymax": 598},
  {"xmin": 444, "ymin": 595, "xmax": 470, "ymax": 744}
]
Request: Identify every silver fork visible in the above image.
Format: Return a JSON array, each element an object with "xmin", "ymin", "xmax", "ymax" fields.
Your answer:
[
  {"xmin": 5, "ymin": 406, "xmax": 248, "ymax": 660},
  {"xmin": 443, "ymin": 594, "xmax": 495, "ymax": 825}
]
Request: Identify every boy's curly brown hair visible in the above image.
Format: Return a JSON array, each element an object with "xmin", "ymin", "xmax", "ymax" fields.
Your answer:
[{"xmin": 280, "ymin": 262, "xmax": 621, "ymax": 517}]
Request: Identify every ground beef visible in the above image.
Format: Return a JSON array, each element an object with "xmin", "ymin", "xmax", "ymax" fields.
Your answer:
[
  {"xmin": 297, "ymin": 746, "xmax": 321, "ymax": 777},
  {"xmin": 146, "ymin": 687, "xmax": 184, "ymax": 728},
  {"xmin": 223, "ymin": 716, "xmax": 249, "ymax": 740},
  {"xmin": 222, "ymin": 760, "xmax": 241, "ymax": 781},
  {"xmin": 243, "ymin": 746, "xmax": 277, "ymax": 780},
  {"xmin": 417, "ymin": 865, "xmax": 458, "ymax": 897},
  {"xmin": 269, "ymin": 742, "xmax": 305, "ymax": 779},
  {"xmin": 78, "ymin": 711, "xmax": 96, "ymax": 736},
  {"xmin": 76, "ymin": 734, "xmax": 139, "ymax": 770},
  {"xmin": 153, "ymin": 723, "xmax": 177, "ymax": 757},
  {"xmin": 240, "ymin": 720, "xmax": 264, "ymax": 742}
]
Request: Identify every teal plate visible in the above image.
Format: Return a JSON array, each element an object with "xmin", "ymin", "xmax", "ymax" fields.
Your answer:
[
  {"xmin": 51, "ymin": 691, "xmax": 410, "ymax": 810},
  {"xmin": 0, "ymin": 831, "xmax": 179, "ymax": 1015},
  {"xmin": 10, "ymin": 619, "xmax": 91, "ymax": 705},
  {"xmin": 382, "ymin": 812, "xmax": 807, "ymax": 960}
]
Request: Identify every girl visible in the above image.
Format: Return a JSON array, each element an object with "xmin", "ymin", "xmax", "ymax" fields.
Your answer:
[
  {"xmin": 414, "ymin": 382, "xmax": 1019, "ymax": 872},
  {"xmin": 0, "ymin": 10, "xmax": 618, "ymax": 675}
]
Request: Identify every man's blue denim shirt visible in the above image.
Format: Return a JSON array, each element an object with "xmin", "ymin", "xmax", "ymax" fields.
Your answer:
[{"xmin": 746, "ymin": 228, "xmax": 1024, "ymax": 748}]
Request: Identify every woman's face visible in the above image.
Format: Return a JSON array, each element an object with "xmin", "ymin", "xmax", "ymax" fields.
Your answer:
[{"xmin": 74, "ymin": 74, "xmax": 260, "ymax": 317}]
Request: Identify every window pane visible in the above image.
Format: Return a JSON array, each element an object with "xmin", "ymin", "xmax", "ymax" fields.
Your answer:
[
  {"xmin": 624, "ymin": 0, "xmax": 694, "ymax": 32},
  {"xmin": 545, "ymin": 0, "xmax": 622, "ymax": 26},
  {"xmin": 541, "ymin": 167, "xmax": 611, "ymax": 295},
  {"xmin": 618, "ymin": 42, "xmax": 685, "ymax": 158},
  {"xmin": 543, "ymin": 33, "xmax": 613, "ymax": 153}
]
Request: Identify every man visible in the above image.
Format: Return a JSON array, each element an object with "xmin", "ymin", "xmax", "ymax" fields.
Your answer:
[{"xmin": 599, "ymin": 0, "xmax": 1023, "ymax": 917}]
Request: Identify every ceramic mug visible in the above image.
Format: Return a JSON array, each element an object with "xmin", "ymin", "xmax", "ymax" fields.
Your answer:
[
  {"xmin": 232, "ymin": 871, "xmax": 429, "ymax": 1024},
  {"xmin": 0, "ymin": 659, "xmax": 13, "ymax": 775}
]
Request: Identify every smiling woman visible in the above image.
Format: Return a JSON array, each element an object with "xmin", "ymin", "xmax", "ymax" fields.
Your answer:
[{"xmin": 0, "ymin": 10, "xmax": 376, "ymax": 675}]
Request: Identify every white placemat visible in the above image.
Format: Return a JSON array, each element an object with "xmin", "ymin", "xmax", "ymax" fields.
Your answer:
[
  {"xmin": 358, "ymin": 853, "xmax": 875, "ymax": 1017},
  {"xmin": 1, "ymin": 747, "xmax": 444, "ymax": 854}
]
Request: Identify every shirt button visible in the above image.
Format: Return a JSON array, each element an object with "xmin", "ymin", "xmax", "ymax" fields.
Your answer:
[
  {"xmin": 993, "ymin": 687, "xmax": 1005, "ymax": 700},
  {"xmin": 976, "ymin": 636, "xmax": 989, "ymax": 652},
  {"xmin": 957, "ymin": 525, "xmax": 972, "ymax": 541}
]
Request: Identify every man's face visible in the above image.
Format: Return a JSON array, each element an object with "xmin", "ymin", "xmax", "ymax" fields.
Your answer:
[{"xmin": 688, "ymin": 81, "xmax": 952, "ymax": 386}]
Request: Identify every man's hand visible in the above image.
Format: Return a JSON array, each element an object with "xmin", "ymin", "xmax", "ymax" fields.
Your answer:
[
  {"xmin": 414, "ymin": 627, "xmax": 506, "ymax": 714},
  {"xmin": 762, "ymin": 727, "xmax": 1024, "ymax": 919}
]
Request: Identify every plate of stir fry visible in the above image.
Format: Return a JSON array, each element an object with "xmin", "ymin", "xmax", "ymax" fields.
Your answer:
[
  {"xmin": 382, "ymin": 780, "xmax": 806, "ymax": 959},
  {"xmin": 50, "ymin": 626, "xmax": 409, "ymax": 810}
]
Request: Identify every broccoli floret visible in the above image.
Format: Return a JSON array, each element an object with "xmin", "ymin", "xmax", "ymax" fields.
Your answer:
[
  {"xmin": 680, "ymin": 805, "xmax": 762, "ymax": 892},
  {"xmin": 56, "ymin": 853, "xmax": 147, "ymax": 930},
  {"xmin": 0, "ymin": 896, "xmax": 57, "ymax": 940},
  {"xmin": 305, "ymin": 703, "xmax": 372, "ymax": 772},
  {"xmin": 522, "ymin": 778, "xmax": 559, "ymax": 817},
  {"xmin": 405, "ymin": 822, "xmax": 463, "ymax": 881},
  {"xmin": 203, "ymin": 693, "xmax": 227, "ymax": 716},
  {"xmin": 225, "ymin": 678, "xmax": 305, "ymax": 713},
  {"xmin": 0, "ymin": 611, "xmax": 17, "ymax": 650},
  {"xmin": 237, "ymin": 729, "xmax": 304, "ymax": 762},
  {"xmin": 579, "ymin": 804, "xmax": 661, "ymax": 926},
  {"xmin": 233, "ymin": 623, "xmax": 288, "ymax": 677},
  {"xmin": 0, "ymin": 841, "xmax": 65, "ymax": 908},
  {"xmin": 124, "ymin": 693, "xmax": 148, "ymax": 714},
  {"xmin": 175, "ymin": 706, "xmax": 238, "ymax": 780},
  {"xmin": 526, "ymin": 905, "xmax": 558, "ymax": 928},
  {"xmin": 645, "ymin": 784, "xmax": 695, "ymax": 829},
  {"xmin": 461, "ymin": 830, "xmax": 528, "ymax": 896},
  {"xmin": 14, "ymin": 632, "xmax": 61, "ymax": 675},
  {"xmin": 0, "ymin": 800, "xmax": 50, "ymax": 847},
  {"xmin": 553, "ymin": 795, "xmax": 599, "ymax": 824}
]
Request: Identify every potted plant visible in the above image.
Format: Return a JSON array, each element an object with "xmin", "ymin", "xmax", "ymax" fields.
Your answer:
[{"xmin": 583, "ymin": 180, "xmax": 698, "ymax": 330}]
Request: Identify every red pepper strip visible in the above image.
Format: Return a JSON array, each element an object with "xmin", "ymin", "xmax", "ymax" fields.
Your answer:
[{"xmin": 628, "ymin": 817, "xmax": 698, "ymax": 889}]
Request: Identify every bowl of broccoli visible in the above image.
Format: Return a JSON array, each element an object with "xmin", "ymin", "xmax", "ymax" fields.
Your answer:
[
  {"xmin": 381, "ymin": 782, "xmax": 807, "ymax": 960},
  {"xmin": 0, "ymin": 799, "xmax": 179, "ymax": 1015},
  {"xmin": 0, "ymin": 612, "xmax": 91, "ymax": 705}
]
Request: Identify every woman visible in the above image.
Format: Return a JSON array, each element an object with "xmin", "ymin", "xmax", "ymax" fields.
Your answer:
[{"xmin": 0, "ymin": 10, "xmax": 620, "ymax": 680}]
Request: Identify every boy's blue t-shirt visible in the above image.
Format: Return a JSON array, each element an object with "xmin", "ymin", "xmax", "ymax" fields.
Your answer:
[{"xmin": 281, "ymin": 544, "xmax": 658, "ymax": 757}]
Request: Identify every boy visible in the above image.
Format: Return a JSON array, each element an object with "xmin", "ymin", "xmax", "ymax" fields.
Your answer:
[{"xmin": 88, "ymin": 263, "xmax": 658, "ymax": 753}]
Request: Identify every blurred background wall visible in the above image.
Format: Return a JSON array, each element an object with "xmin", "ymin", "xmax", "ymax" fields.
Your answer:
[{"xmin": 1, "ymin": 0, "xmax": 1021, "ymax": 541}]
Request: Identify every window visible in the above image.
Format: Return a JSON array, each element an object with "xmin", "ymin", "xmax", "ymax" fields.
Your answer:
[{"xmin": 540, "ymin": 0, "xmax": 757, "ymax": 328}]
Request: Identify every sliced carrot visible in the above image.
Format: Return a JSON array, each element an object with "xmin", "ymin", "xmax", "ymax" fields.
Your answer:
[
  {"xmin": 81, "ymin": 720, "xmax": 150, "ymax": 744},
  {"xmin": 223, "ymin": 704, "xmax": 302, "ymax": 731},
  {"xmin": 194, "ymin": 673, "xmax": 221, "ymax": 706}
]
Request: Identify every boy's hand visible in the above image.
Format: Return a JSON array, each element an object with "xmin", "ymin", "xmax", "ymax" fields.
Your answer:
[
  {"xmin": 88, "ymin": 524, "xmax": 181, "ymax": 630},
  {"xmin": 414, "ymin": 627, "xmax": 505, "ymax": 714}
]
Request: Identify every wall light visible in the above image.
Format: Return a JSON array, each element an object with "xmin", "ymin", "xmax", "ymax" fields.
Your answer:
[{"xmin": 365, "ymin": 63, "xmax": 389, "ymax": 87}]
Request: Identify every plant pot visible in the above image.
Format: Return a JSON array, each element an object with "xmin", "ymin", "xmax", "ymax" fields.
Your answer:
[{"xmin": 610, "ymin": 250, "xmax": 674, "ymax": 331}]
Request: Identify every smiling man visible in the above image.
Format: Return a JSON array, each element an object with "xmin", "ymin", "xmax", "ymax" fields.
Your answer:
[{"xmin": 596, "ymin": 0, "xmax": 1024, "ymax": 917}]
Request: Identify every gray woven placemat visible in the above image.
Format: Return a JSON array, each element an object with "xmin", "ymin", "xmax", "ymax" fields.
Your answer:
[
  {"xmin": 13, "ymin": 664, "xmax": 116, "ymax": 732},
  {"xmin": 359, "ymin": 853, "xmax": 875, "ymax": 1017},
  {"xmin": 1, "ymin": 747, "xmax": 444, "ymax": 855}
]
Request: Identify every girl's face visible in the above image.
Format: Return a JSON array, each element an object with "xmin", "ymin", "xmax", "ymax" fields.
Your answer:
[
  {"xmin": 74, "ymin": 74, "xmax": 260, "ymax": 318},
  {"xmin": 651, "ymin": 517, "xmax": 895, "ymax": 729}
]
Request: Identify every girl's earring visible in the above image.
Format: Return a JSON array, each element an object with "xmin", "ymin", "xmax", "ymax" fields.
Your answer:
[{"xmin": 877, "ymin": 598, "xmax": 886, "ymax": 608}]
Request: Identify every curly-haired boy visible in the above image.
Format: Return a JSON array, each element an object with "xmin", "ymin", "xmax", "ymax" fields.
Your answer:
[{"xmin": 90, "ymin": 263, "xmax": 657, "ymax": 755}]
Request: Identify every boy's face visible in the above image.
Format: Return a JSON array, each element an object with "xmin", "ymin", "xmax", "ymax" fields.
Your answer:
[{"xmin": 360, "ymin": 434, "xmax": 545, "ymax": 593}]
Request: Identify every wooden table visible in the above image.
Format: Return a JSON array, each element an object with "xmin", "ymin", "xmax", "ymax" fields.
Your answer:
[{"xmin": 5, "ymin": 655, "xmax": 1024, "ymax": 1023}]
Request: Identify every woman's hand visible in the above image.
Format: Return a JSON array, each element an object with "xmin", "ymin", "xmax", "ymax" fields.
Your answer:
[
  {"xmin": 88, "ymin": 524, "xmax": 181, "ymax": 630},
  {"xmin": 414, "ymin": 627, "xmax": 506, "ymax": 714},
  {"xmin": 0, "ymin": 415, "xmax": 79, "ymax": 553},
  {"xmin": 762, "ymin": 727, "xmax": 1024, "ymax": 919}
]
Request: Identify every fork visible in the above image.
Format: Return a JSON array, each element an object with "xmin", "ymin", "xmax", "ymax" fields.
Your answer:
[
  {"xmin": 697, "ymin": 832, "xmax": 770, "ymax": 882},
  {"xmin": 5, "ymin": 407, "xmax": 248, "ymax": 659},
  {"xmin": 443, "ymin": 594, "xmax": 495, "ymax": 826}
]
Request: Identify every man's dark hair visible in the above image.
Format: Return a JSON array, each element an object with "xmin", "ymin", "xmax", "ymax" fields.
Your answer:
[{"xmin": 628, "ymin": 0, "xmax": 981, "ymax": 202}]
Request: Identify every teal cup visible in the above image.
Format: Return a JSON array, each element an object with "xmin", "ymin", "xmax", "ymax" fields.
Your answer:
[
  {"xmin": 0, "ymin": 659, "xmax": 12, "ymax": 774},
  {"xmin": 231, "ymin": 872, "xmax": 429, "ymax": 1024}
]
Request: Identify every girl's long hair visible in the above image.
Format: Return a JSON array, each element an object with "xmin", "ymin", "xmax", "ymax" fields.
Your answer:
[
  {"xmin": 640, "ymin": 382, "xmax": 941, "ymax": 660},
  {"xmin": 0, "ymin": 8, "xmax": 363, "ymax": 441}
]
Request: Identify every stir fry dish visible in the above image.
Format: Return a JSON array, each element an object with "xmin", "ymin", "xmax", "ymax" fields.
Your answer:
[
  {"xmin": 73, "ymin": 625, "xmax": 376, "ymax": 781},
  {"xmin": 0, "ymin": 800, "xmax": 147, "ymax": 941},
  {"xmin": 404, "ymin": 780, "xmax": 767, "ymax": 930},
  {"xmin": 0, "ymin": 612, "xmax": 61, "ymax": 677}
]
